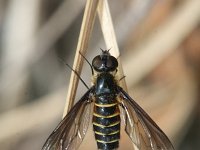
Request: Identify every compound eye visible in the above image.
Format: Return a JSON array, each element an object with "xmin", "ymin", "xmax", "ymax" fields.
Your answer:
[
  {"xmin": 106, "ymin": 58, "xmax": 112, "ymax": 68},
  {"xmin": 92, "ymin": 56, "xmax": 103, "ymax": 71},
  {"xmin": 106, "ymin": 56, "xmax": 118, "ymax": 71}
]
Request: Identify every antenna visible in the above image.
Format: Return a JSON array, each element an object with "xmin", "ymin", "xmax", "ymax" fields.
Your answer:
[
  {"xmin": 58, "ymin": 57, "xmax": 89, "ymax": 90},
  {"xmin": 79, "ymin": 51, "xmax": 94, "ymax": 75}
]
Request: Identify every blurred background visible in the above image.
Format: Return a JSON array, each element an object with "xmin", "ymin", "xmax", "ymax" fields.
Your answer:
[{"xmin": 0, "ymin": 0, "xmax": 200, "ymax": 149}]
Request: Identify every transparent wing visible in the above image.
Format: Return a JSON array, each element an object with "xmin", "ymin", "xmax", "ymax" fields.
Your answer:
[
  {"xmin": 118, "ymin": 87, "xmax": 175, "ymax": 150},
  {"xmin": 42, "ymin": 87, "xmax": 94, "ymax": 150}
]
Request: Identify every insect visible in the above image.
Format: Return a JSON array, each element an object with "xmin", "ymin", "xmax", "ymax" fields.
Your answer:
[{"xmin": 42, "ymin": 50, "xmax": 175, "ymax": 150}]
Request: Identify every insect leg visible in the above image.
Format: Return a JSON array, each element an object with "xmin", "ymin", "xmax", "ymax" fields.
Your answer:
[{"xmin": 118, "ymin": 75, "xmax": 126, "ymax": 82}]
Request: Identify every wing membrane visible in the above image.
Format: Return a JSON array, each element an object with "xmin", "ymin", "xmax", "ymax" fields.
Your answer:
[
  {"xmin": 42, "ymin": 87, "xmax": 94, "ymax": 150},
  {"xmin": 118, "ymin": 87, "xmax": 175, "ymax": 150}
]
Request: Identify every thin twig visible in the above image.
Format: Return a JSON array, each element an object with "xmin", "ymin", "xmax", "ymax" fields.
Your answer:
[{"xmin": 62, "ymin": 0, "xmax": 100, "ymax": 117}]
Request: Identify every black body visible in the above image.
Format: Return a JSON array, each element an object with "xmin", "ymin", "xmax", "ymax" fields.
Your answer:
[
  {"xmin": 42, "ymin": 50, "xmax": 175, "ymax": 150},
  {"xmin": 93, "ymin": 73, "xmax": 120, "ymax": 150}
]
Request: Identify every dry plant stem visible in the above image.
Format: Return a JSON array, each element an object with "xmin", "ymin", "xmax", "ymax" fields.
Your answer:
[
  {"xmin": 97, "ymin": 0, "xmax": 127, "ymax": 91},
  {"xmin": 63, "ymin": 0, "xmax": 99, "ymax": 117},
  {"xmin": 98, "ymin": 1, "xmax": 136, "ymax": 149}
]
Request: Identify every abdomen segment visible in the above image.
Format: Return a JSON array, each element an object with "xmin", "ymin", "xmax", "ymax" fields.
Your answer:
[{"xmin": 93, "ymin": 98, "xmax": 120, "ymax": 150}]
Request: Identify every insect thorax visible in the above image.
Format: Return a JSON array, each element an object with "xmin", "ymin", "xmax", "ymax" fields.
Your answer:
[{"xmin": 94, "ymin": 73, "xmax": 117, "ymax": 96}]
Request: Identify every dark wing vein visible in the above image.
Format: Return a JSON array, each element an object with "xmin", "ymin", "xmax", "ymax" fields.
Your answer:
[
  {"xmin": 118, "ymin": 86, "xmax": 175, "ymax": 150},
  {"xmin": 42, "ymin": 87, "xmax": 94, "ymax": 150}
]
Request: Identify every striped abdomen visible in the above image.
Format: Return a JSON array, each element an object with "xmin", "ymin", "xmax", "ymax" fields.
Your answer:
[{"xmin": 93, "ymin": 95, "xmax": 120, "ymax": 150}]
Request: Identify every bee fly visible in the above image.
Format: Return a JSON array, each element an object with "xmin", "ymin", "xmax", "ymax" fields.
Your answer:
[{"xmin": 42, "ymin": 50, "xmax": 175, "ymax": 150}]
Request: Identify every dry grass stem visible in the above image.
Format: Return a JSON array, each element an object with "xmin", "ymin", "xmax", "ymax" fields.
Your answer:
[
  {"xmin": 63, "ymin": 0, "xmax": 100, "ymax": 117},
  {"xmin": 63, "ymin": 0, "xmax": 129, "ymax": 117},
  {"xmin": 97, "ymin": 0, "xmax": 127, "ymax": 91}
]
